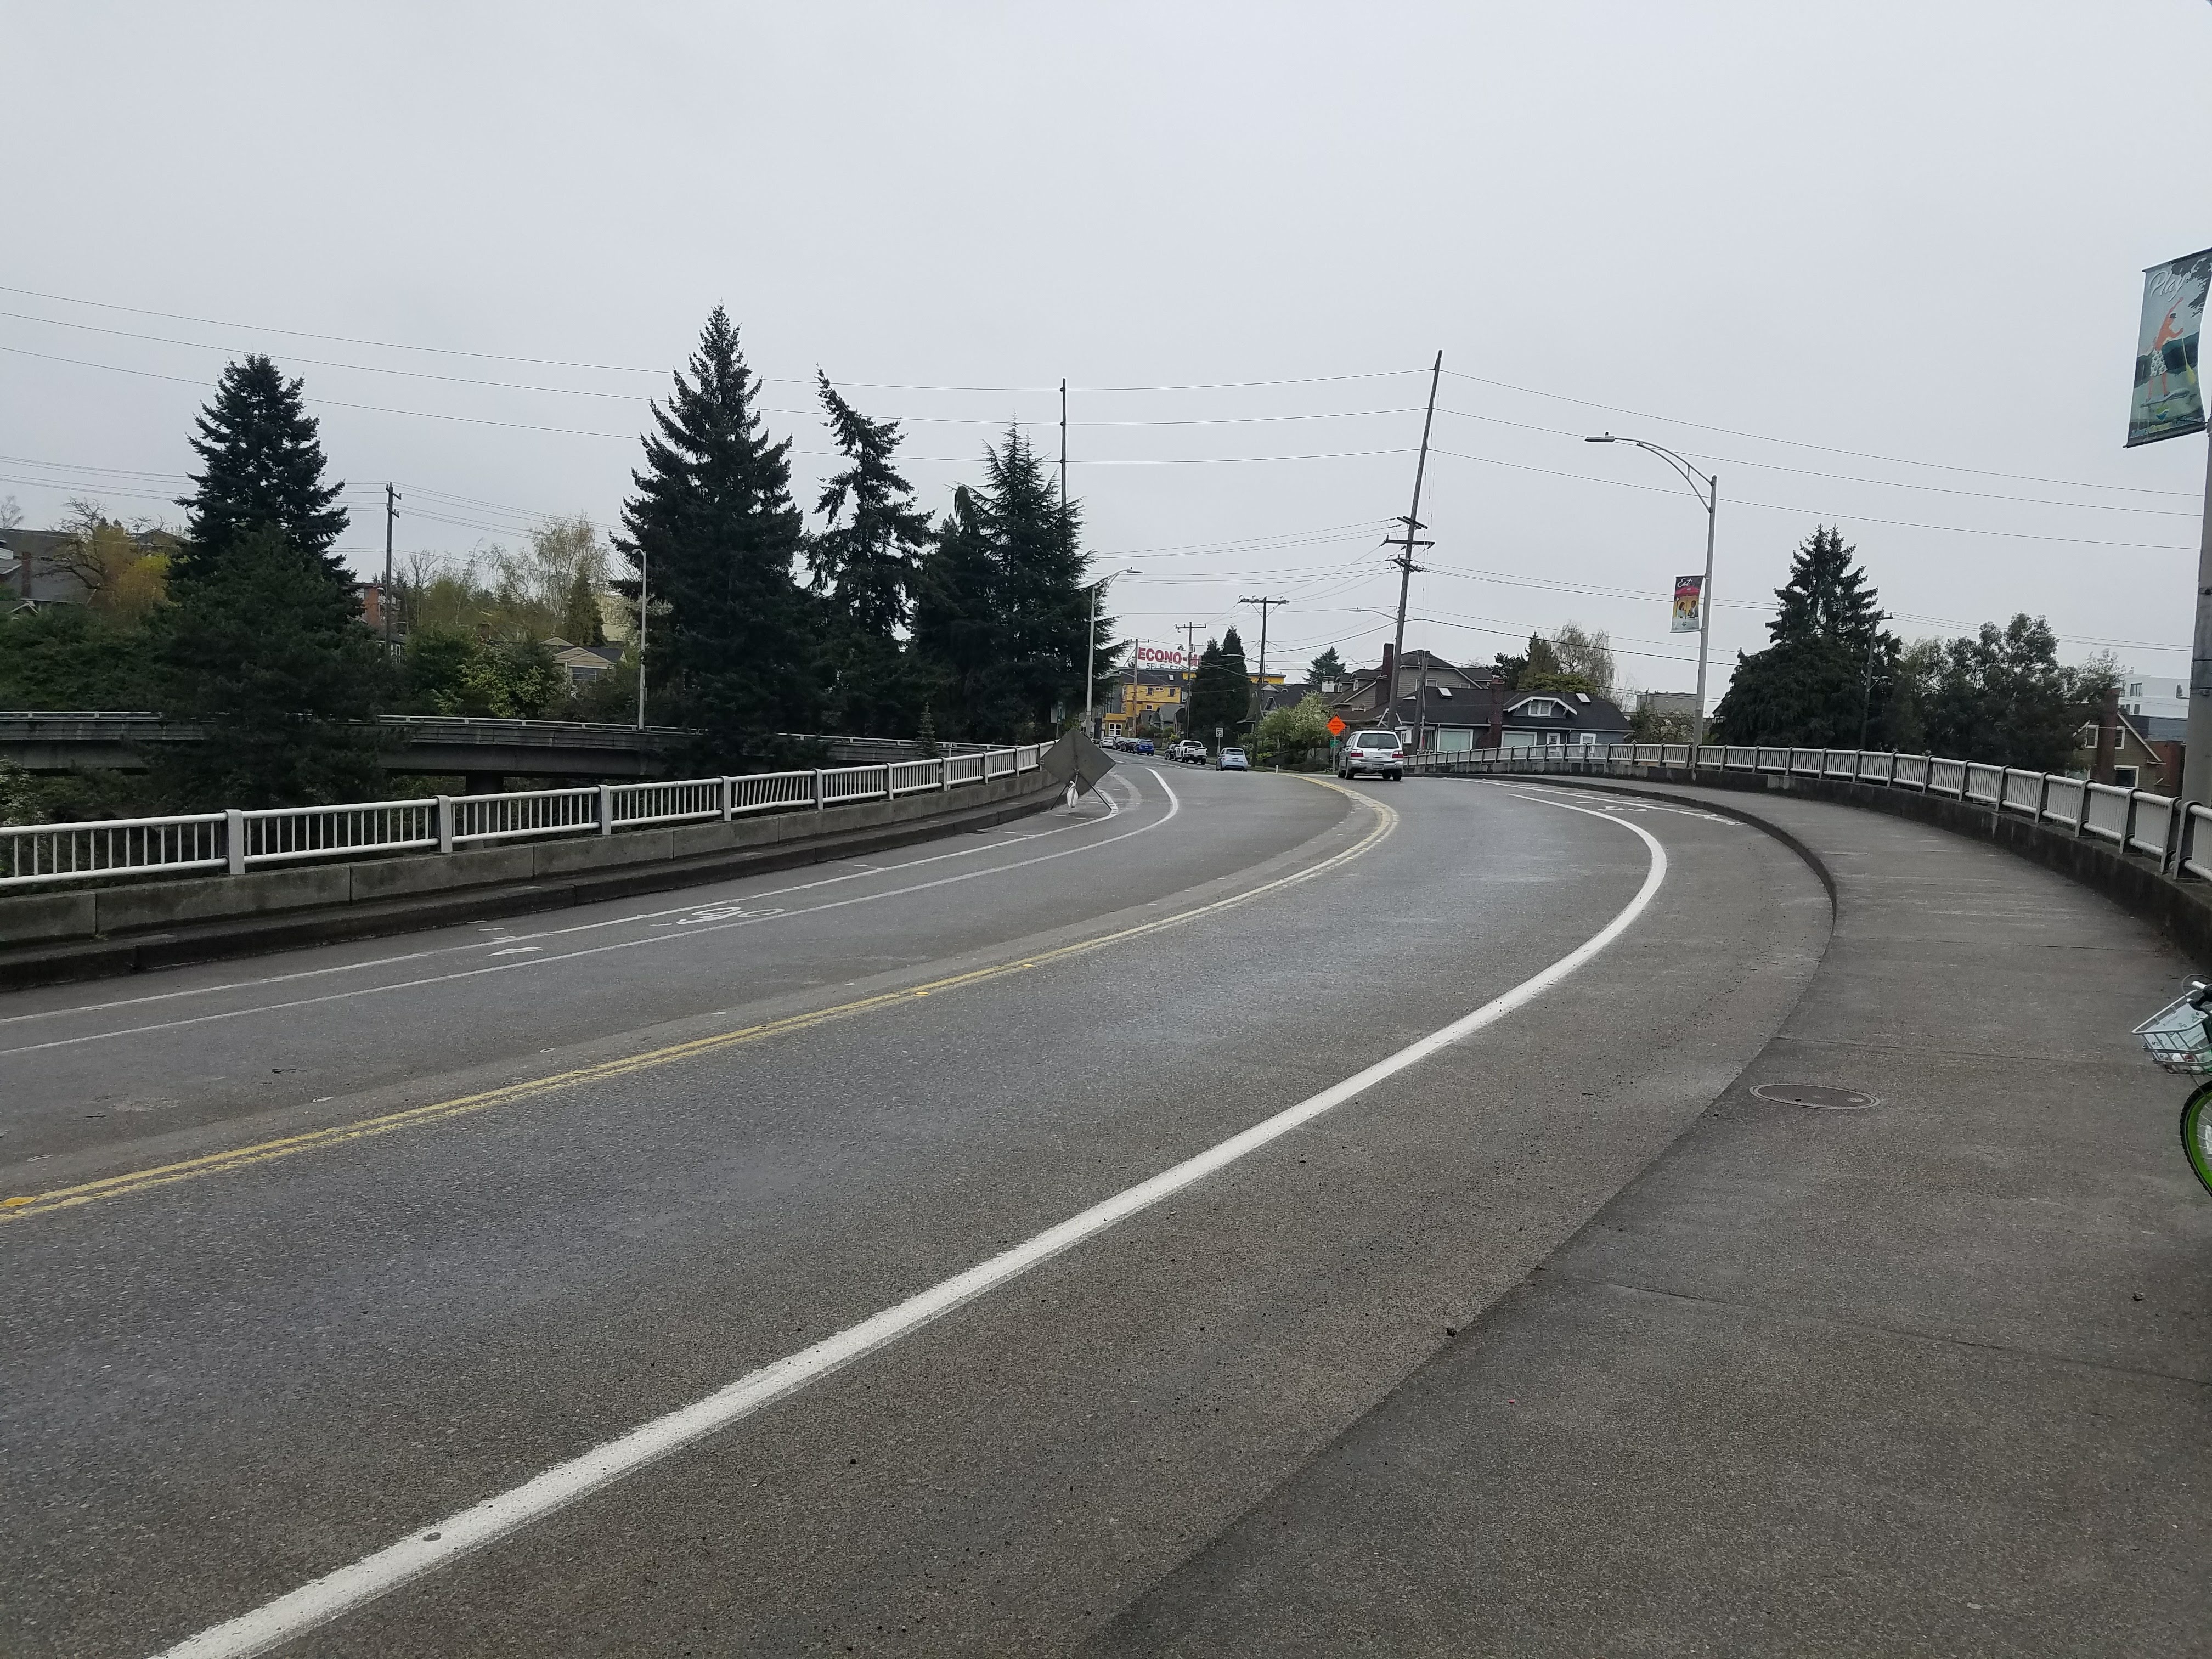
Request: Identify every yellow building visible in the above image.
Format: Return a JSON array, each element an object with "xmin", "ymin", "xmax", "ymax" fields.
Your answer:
[{"xmin": 1099, "ymin": 668, "xmax": 1288, "ymax": 738}]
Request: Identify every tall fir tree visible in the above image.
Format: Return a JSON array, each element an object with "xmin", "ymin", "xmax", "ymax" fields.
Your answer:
[
  {"xmin": 812, "ymin": 374, "xmax": 933, "ymax": 736},
  {"xmin": 615, "ymin": 306, "xmax": 815, "ymax": 756},
  {"xmin": 154, "ymin": 526, "xmax": 389, "ymax": 807},
  {"xmin": 1308, "ymin": 646, "xmax": 1346, "ymax": 688},
  {"xmin": 173, "ymin": 356, "xmax": 351, "ymax": 601},
  {"xmin": 910, "ymin": 485, "xmax": 1004, "ymax": 736},
  {"xmin": 812, "ymin": 374, "xmax": 931, "ymax": 634},
  {"xmin": 978, "ymin": 425, "xmax": 1092, "ymax": 738},
  {"xmin": 911, "ymin": 427, "xmax": 1102, "ymax": 741},
  {"xmin": 1712, "ymin": 526, "xmax": 1895, "ymax": 746}
]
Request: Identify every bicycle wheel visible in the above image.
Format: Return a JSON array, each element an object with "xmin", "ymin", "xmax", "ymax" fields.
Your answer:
[{"xmin": 2181, "ymin": 1082, "xmax": 2212, "ymax": 1197}]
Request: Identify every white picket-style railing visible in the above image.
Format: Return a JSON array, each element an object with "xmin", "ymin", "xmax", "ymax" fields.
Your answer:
[
  {"xmin": 1, "ymin": 742, "xmax": 1051, "ymax": 889},
  {"xmin": 1404, "ymin": 742, "xmax": 2208, "ymax": 877}
]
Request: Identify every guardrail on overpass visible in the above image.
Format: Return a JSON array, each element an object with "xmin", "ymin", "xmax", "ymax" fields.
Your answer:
[
  {"xmin": 1408, "ymin": 742, "xmax": 2212, "ymax": 880},
  {"xmin": 0, "ymin": 713, "xmax": 1014, "ymax": 781},
  {"xmin": 3, "ymin": 745, "xmax": 1050, "ymax": 890}
]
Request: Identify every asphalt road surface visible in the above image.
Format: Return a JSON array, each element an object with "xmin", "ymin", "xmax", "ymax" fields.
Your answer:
[{"xmin": 4, "ymin": 764, "xmax": 1829, "ymax": 1657}]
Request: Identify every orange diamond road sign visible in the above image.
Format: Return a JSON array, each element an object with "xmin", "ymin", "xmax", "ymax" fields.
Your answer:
[{"xmin": 1326, "ymin": 716, "xmax": 1346, "ymax": 736}]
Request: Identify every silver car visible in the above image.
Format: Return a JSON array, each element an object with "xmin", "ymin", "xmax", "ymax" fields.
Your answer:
[{"xmin": 1336, "ymin": 729, "xmax": 1405, "ymax": 781}]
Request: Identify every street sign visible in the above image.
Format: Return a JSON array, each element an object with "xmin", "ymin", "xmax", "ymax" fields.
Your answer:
[{"xmin": 1326, "ymin": 716, "xmax": 1346, "ymax": 736}]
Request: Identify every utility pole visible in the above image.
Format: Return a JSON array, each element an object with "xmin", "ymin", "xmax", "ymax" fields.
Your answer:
[
  {"xmin": 635, "ymin": 544, "xmax": 648, "ymax": 731},
  {"xmin": 1387, "ymin": 350, "xmax": 1443, "ymax": 735},
  {"xmin": 1178, "ymin": 621, "xmax": 1201, "ymax": 741},
  {"xmin": 1413, "ymin": 629, "xmax": 1433, "ymax": 754},
  {"xmin": 1858, "ymin": 611, "xmax": 1891, "ymax": 751},
  {"xmin": 2188, "ymin": 429, "xmax": 2212, "ymax": 807},
  {"xmin": 1238, "ymin": 596, "xmax": 1288, "ymax": 730},
  {"xmin": 1059, "ymin": 377, "xmax": 1069, "ymax": 518},
  {"xmin": 382, "ymin": 484, "xmax": 400, "ymax": 655}
]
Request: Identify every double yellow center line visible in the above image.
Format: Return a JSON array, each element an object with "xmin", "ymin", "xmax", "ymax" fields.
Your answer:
[{"xmin": 3, "ymin": 780, "xmax": 1396, "ymax": 1224}]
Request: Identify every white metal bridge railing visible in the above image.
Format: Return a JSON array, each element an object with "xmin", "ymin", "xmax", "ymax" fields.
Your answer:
[
  {"xmin": 1404, "ymin": 742, "xmax": 2209, "ymax": 880},
  {"xmin": 0, "ymin": 743, "xmax": 1049, "ymax": 890}
]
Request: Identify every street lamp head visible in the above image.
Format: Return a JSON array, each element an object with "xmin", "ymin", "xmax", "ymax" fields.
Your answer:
[{"xmin": 1584, "ymin": 433, "xmax": 1616, "ymax": 444}]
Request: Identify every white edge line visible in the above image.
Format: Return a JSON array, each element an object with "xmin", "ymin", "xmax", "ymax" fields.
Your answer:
[{"xmin": 153, "ymin": 795, "xmax": 1661, "ymax": 1659}]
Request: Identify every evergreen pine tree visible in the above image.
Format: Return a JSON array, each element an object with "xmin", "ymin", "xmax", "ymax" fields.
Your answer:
[
  {"xmin": 155, "ymin": 526, "xmax": 389, "ymax": 807},
  {"xmin": 910, "ymin": 484, "xmax": 1005, "ymax": 737},
  {"xmin": 615, "ymin": 307, "xmax": 814, "ymax": 758},
  {"xmin": 977, "ymin": 425, "xmax": 1091, "ymax": 738},
  {"xmin": 173, "ymin": 356, "xmax": 351, "ymax": 600},
  {"xmin": 1712, "ymin": 526, "xmax": 1895, "ymax": 745},
  {"xmin": 559, "ymin": 569, "xmax": 605, "ymax": 644},
  {"xmin": 812, "ymin": 374, "xmax": 934, "ymax": 736},
  {"xmin": 812, "ymin": 374, "xmax": 932, "ymax": 634},
  {"xmin": 1187, "ymin": 629, "xmax": 1250, "ymax": 746},
  {"xmin": 1308, "ymin": 646, "xmax": 1346, "ymax": 687}
]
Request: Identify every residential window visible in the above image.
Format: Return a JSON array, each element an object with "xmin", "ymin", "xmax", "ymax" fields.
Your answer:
[{"xmin": 2114, "ymin": 765, "xmax": 2139, "ymax": 788}]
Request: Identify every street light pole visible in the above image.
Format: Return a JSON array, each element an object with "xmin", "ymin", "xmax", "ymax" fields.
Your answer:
[{"xmin": 1587, "ymin": 433, "xmax": 1719, "ymax": 749}]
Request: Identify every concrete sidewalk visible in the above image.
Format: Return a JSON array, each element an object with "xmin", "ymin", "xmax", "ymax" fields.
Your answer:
[{"xmin": 1091, "ymin": 780, "xmax": 2212, "ymax": 1657}]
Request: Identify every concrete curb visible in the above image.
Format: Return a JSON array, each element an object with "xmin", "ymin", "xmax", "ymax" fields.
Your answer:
[{"xmin": 0, "ymin": 747, "xmax": 1082, "ymax": 991}]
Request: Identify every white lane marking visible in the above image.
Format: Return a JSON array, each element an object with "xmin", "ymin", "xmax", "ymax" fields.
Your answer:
[
  {"xmin": 1496, "ymin": 782, "xmax": 1740, "ymax": 826},
  {"xmin": 1, "ymin": 775, "xmax": 1181, "ymax": 1059},
  {"xmin": 0, "ymin": 777, "xmax": 1134, "ymax": 1031},
  {"xmin": 147, "ymin": 799, "xmax": 1660, "ymax": 1659},
  {"xmin": 486, "ymin": 947, "xmax": 540, "ymax": 957}
]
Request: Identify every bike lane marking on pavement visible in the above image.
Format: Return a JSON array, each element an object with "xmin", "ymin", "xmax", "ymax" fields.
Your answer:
[
  {"xmin": 0, "ymin": 774, "xmax": 1178, "ymax": 1060},
  {"xmin": 1, "ymin": 772, "xmax": 1377, "ymax": 1223},
  {"xmin": 140, "ymin": 793, "xmax": 1657, "ymax": 1659},
  {"xmin": 0, "ymin": 775, "xmax": 1136, "ymax": 1034}
]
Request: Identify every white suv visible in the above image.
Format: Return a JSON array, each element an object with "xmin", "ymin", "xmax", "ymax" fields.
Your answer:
[{"xmin": 1337, "ymin": 729, "xmax": 1406, "ymax": 782}]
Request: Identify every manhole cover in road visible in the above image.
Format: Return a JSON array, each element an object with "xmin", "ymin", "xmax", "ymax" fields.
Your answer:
[{"xmin": 1752, "ymin": 1082, "xmax": 1880, "ymax": 1111}]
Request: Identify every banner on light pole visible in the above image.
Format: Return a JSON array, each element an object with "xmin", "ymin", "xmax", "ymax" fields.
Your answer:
[
  {"xmin": 2127, "ymin": 247, "xmax": 2212, "ymax": 447},
  {"xmin": 1671, "ymin": 574, "xmax": 1704, "ymax": 634}
]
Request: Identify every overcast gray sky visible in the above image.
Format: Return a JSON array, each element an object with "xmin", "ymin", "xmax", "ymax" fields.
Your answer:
[{"xmin": 5, "ymin": 1, "xmax": 2205, "ymax": 698}]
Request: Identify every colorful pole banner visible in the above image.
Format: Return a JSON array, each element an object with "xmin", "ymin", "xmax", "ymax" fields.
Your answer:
[
  {"xmin": 2128, "ymin": 247, "xmax": 2212, "ymax": 447},
  {"xmin": 1671, "ymin": 574, "xmax": 1703, "ymax": 634}
]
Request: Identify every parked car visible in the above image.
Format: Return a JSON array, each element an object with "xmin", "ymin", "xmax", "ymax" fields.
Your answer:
[
  {"xmin": 1131, "ymin": 737, "xmax": 1156, "ymax": 755},
  {"xmin": 1169, "ymin": 740, "xmax": 1208, "ymax": 764},
  {"xmin": 1217, "ymin": 746, "xmax": 1250, "ymax": 772},
  {"xmin": 1336, "ymin": 729, "xmax": 1405, "ymax": 781}
]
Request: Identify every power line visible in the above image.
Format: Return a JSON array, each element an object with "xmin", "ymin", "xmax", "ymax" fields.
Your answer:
[
  {"xmin": 1426, "ymin": 447, "xmax": 2196, "ymax": 552},
  {"xmin": 0, "ymin": 282, "xmax": 1430, "ymax": 394},
  {"xmin": 1439, "ymin": 366, "xmax": 2195, "ymax": 500},
  {"xmin": 1436, "ymin": 405, "xmax": 2199, "ymax": 516}
]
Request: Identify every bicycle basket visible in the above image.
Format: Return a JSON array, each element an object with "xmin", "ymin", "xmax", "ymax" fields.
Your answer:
[{"xmin": 2136, "ymin": 985, "xmax": 2212, "ymax": 1076}]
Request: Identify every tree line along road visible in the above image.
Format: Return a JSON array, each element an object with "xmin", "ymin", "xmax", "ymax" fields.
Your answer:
[{"xmin": 2, "ymin": 764, "xmax": 1829, "ymax": 1657}]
